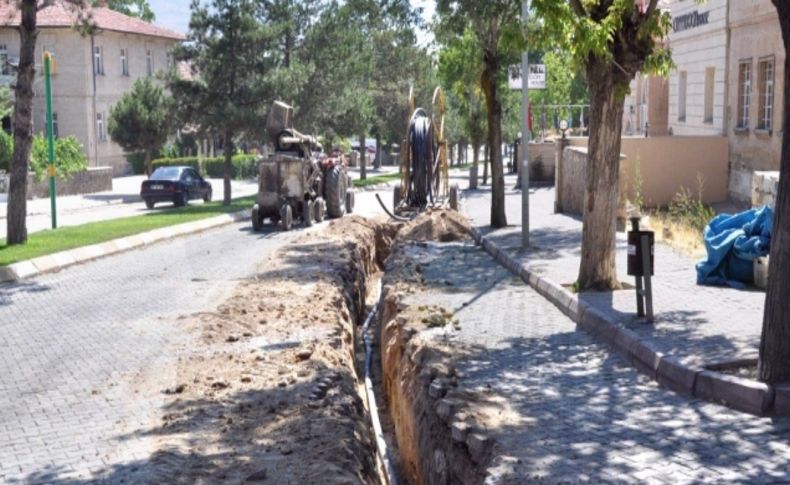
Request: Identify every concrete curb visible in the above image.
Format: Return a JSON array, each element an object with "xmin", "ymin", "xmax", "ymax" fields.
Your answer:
[
  {"xmin": 0, "ymin": 209, "xmax": 250, "ymax": 284},
  {"xmin": 467, "ymin": 226, "xmax": 783, "ymax": 417}
]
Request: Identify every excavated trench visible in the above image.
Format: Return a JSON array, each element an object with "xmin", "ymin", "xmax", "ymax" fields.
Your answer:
[{"xmin": 354, "ymin": 209, "xmax": 491, "ymax": 485}]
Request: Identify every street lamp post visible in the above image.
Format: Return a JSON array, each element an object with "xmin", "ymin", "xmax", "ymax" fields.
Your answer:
[
  {"xmin": 44, "ymin": 51, "xmax": 57, "ymax": 229},
  {"xmin": 520, "ymin": 0, "xmax": 530, "ymax": 248}
]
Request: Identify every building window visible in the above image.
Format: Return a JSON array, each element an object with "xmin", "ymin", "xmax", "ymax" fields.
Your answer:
[
  {"xmin": 96, "ymin": 112, "xmax": 106, "ymax": 141},
  {"xmin": 146, "ymin": 50, "xmax": 153, "ymax": 76},
  {"xmin": 120, "ymin": 48, "xmax": 129, "ymax": 76},
  {"xmin": 94, "ymin": 45, "xmax": 104, "ymax": 75},
  {"xmin": 737, "ymin": 61, "xmax": 751, "ymax": 129},
  {"xmin": 678, "ymin": 71, "xmax": 687, "ymax": 122},
  {"xmin": 704, "ymin": 67, "xmax": 715, "ymax": 124},
  {"xmin": 758, "ymin": 57, "xmax": 775, "ymax": 132},
  {"xmin": 0, "ymin": 44, "xmax": 8, "ymax": 76}
]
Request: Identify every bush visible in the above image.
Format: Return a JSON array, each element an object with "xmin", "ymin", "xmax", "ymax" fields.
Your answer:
[
  {"xmin": 150, "ymin": 154, "xmax": 258, "ymax": 180},
  {"xmin": 668, "ymin": 181, "xmax": 715, "ymax": 233},
  {"xmin": 30, "ymin": 135, "xmax": 87, "ymax": 181},
  {"xmin": 0, "ymin": 131, "xmax": 12, "ymax": 172}
]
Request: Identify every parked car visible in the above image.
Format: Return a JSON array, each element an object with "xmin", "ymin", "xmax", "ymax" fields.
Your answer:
[{"xmin": 140, "ymin": 166, "xmax": 212, "ymax": 209}]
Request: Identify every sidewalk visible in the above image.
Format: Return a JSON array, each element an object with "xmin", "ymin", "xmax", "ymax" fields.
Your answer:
[
  {"xmin": 390, "ymin": 238, "xmax": 790, "ymax": 483},
  {"xmin": 461, "ymin": 174, "xmax": 765, "ymax": 371},
  {"xmin": 0, "ymin": 176, "xmax": 258, "ymax": 239}
]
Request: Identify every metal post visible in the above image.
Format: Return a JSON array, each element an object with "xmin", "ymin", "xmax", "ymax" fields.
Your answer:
[
  {"xmin": 640, "ymin": 233, "xmax": 654, "ymax": 322},
  {"xmin": 631, "ymin": 217, "xmax": 645, "ymax": 317},
  {"xmin": 520, "ymin": 0, "xmax": 530, "ymax": 248},
  {"xmin": 44, "ymin": 51, "xmax": 57, "ymax": 229}
]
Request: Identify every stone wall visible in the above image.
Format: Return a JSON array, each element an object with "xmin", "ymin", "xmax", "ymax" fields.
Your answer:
[
  {"xmin": 527, "ymin": 142, "xmax": 556, "ymax": 182},
  {"xmin": 0, "ymin": 167, "xmax": 113, "ymax": 199},
  {"xmin": 558, "ymin": 147, "xmax": 590, "ymax": 215},
  {"xmin": 752, "ymin": 171, "xmax": 779, "ymax": 208}
]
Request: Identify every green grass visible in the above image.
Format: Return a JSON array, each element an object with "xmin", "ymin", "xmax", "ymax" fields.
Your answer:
[{"xmin": 0, "ymin": 196, "xmax": 255, "ymax": 267}]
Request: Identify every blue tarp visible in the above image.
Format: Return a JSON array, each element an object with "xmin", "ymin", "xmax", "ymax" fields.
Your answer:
[{"xmin": 696, "ymin": 206, "xmax": 773, "ymax": 289}]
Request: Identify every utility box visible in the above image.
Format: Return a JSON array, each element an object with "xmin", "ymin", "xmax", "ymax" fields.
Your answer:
[
  {"xmin": 627, "ymin": 230, "xmax": 655, "ymax": 276},
  {"xmin": 754, "ymin": 256, "xmax": 770, "ymax": 290}
]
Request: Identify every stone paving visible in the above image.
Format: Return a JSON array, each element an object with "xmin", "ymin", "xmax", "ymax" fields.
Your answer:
[
  {"xmin": 406, "ymin": 241, "xmax": 790, "ymax": 483},
  {"xmin": 0, "ymin": 221, "xmax": 291, "ymax": 483},
  {"xmin": 0, "ymin": 189, "xmax": 389, "ymax": 483},
  {"xmin": 461, "ymin": 174, "xmax": 766, "ymax": 368}
]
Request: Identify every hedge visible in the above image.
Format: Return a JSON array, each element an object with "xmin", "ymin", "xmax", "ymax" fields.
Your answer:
[{"xmin": 150, "ymin": 155, "xmax": 258, "ymax": 179}]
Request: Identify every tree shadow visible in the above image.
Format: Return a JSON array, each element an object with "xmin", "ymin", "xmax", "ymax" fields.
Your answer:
[{"xmin": 0, "ymin": 279, "xmax": 51, "ymax": 307}]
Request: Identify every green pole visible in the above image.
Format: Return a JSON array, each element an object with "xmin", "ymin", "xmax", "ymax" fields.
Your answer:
[{"xmin": 44, "ymin": 51, "xmax": 57, "ymax": 229}]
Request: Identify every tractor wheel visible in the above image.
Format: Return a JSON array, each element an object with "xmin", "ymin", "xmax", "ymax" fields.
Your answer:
[
  {"xmin": 314, "ymin": 197, "xmax": 326, "ymax": 223},
  {"xmin": 393, "ymin": 183, "xmax": 402, "ymax": 209},
  {"xmin": 252, "ymin": 204, "xmax": 263, "ymax": 232},
  {"xmin": 324, "ymin": 165, "xmax": 347, "ymax": 219},
  {"xmin": 449, "ymin": 184, "xmax": 459, "ymax": 211},
  {"xmin": 280, "ymin": 204, "xmax": 293, "ymax": 231},
  {"xmin": 303, "ymin": 201, "xmax": 314, "ymax": 227},
  {"xmin": 345, "ymin": 189, "xmax": 355, "ymax": 214}
]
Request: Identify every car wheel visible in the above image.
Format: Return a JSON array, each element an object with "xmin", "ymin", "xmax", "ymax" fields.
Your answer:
[
  {"xmin": 204, "ymin": 189, "xmax": 212, "ymax": 203},
  {"xmin": 145, "ymin": 199, "xmax": 155, "ymax": 210},
  {"xmin": 303, "ymin": 201, "xmax": 314, "ymax": 227},
  {"xmin": 324, "ymin": 165, "xmax": 346, "ymax": 218},
  {"xmin": 252, "ymin": 204, "xmax": 263, "ymax": 232},
  {"xmin": 313, "ymin": 197, "xmax": 325, "ymax": 223},
  {"xmin": 280, "ymin": 204, "xmax": 293, "ymax": 231}
]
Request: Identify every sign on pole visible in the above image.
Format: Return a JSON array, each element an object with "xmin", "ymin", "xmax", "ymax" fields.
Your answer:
[{"xmin": 509, "ymin": 63, "xmax": 546, "ymax": 90}]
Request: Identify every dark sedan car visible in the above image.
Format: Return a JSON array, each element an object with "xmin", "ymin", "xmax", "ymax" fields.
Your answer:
[{"xmin": 140, "ymin": 166, "xmax": 213, "ymax": 209}]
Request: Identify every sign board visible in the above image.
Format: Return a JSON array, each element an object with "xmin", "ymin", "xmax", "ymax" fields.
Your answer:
[{"xmin": 509, "ymin": 64, "xmax": 546, "ymax": 90}]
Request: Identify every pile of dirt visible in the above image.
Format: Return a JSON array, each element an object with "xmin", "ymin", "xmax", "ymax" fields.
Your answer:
[
  {"xmin": 396, "ymin": 209, "xmax": 471, "ymax": 243},
  {"xmin": 136, "ymin": 216, "xmax": 385, "ymax": 484}
]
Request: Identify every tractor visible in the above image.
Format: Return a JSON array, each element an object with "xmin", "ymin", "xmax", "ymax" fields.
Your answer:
[{"xmin": 252, "ymin": 101, "xmax": 354, "ymax": 231}]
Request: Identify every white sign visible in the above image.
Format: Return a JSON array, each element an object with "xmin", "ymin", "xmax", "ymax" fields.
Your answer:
[{"xmin": 508, "ymin": 64, "xmax": 546, "ymax": 90}]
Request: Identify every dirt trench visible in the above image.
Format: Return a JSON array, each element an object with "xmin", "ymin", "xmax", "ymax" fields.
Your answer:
[
  {"xmin": 135, "ymin": 209, "xmax": 491, "ymax": 484},
  {"xmin": 132, "ymin": 215, "xmax": 395, "ymax": 484},
  {"xmin": 376, "ymin": 210, "xmax": 493, "ymax": 485}
]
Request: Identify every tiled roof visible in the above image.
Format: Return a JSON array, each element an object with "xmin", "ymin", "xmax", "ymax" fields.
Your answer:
[{"xmin": 0, "ymin": 1, "xmax": 185, "ymax": 40}]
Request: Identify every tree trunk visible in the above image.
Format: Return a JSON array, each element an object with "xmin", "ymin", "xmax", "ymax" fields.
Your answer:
[
  {"xmin": 374, "ymin": 135, "xmax": 381, "ymax": 169},
  {"xmin": 759, "ymin": 0, "xmax": 790, "ymax": 384},
  {"xmin": 577, "ymin": 59, "xmax": 626, "ymax": 291},
  {"xmin": 483, "ymin": 145, "xmax": 491, "ymax": 185},
  {"xmin": 222, "ymin": 129, "xmax": 233, "ymax": 206},
  {"xmin": 359, "ymin": 134, "xmax": 366, "ymax": 180},
  {"xmin": 470, "ymin": 143, "xmax": 479, "ymax": 189},
  {"xmin": 481, "ymin": 64, "xmax": 507, "ymax": 228},
  {"xmin": 144, "ymin": 149, "xmax": 152, "ymax": 177},
  {"xmin": 6, "ymin": 0, "xmax": 38, "ymax": 246}
]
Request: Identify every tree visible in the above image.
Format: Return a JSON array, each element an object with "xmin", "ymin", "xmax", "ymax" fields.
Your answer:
[
  {"xmin": 758, "ymin": 0, "xmax": 790, "ymax": 384},
  {"xmin": 96, "ymin": 0, "xmax": 155, "ymax": 21},
  {"xmin": 533, "ymin": 0, "xmax": 671, "ymax": 290},
  {"xmin": 108, "ymin": 77, "xmax": 172, "ymax": 176},
  {"xmin": 6, "ymin": 0, "xmax": 89, "ymax": 246},
  {"xmin": 170, "ymin": 0, "xmax": 278, "ymax": 205},
  {"xmin": 437, "ymin": 27, "xmax": 489, "ymax": 190},
  {"xmin": 436, "ymin": 0, "xmax": 524, "ymax": 228}
]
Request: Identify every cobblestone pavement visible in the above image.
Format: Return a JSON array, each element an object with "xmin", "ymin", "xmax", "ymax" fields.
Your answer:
[
  {"xmin": 406, "ymin": 242, "xmax": 790, "ymax": 483},
  {"xmin": 0, "ymin": 176, "xmax": 259, "ymax": 239},
  {"xmin": 0, "ymin": 189, "xmax": 389, "ymax": 483},
  {"xmin": 461, "ymin": 174, "xmax": 766, "ymax": 368}
]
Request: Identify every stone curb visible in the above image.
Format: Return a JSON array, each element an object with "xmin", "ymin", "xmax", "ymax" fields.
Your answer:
[
  {"xmin": 0, "ymin": 209, "xmax": 250, "ymax": 284},
  {"xmin": 467, "ymin": 226, "xmax": 782, "ymax": 417}
]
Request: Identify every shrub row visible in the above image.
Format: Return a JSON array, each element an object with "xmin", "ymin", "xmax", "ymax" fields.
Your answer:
[{"xmin": 150, "ymin": 154, "xmax": 259, "ymax": 180}]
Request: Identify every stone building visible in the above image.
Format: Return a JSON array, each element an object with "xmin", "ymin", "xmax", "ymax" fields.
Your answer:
[
  {"xmin": 726, "ymin": 0, "xmax": 785, "ymax": 203},
  {"xmin": 0, "ymin": 1, "xmax": 184, "ymax": 175},
  {"xmin": 666, "ymin": 0, "xmax": 729, "ymax": 136}
]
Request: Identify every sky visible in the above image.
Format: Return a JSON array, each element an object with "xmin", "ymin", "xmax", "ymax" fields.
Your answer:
[{"xmin": 148, "ymin": 0, "xmax": 436, "ymax": 45}]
